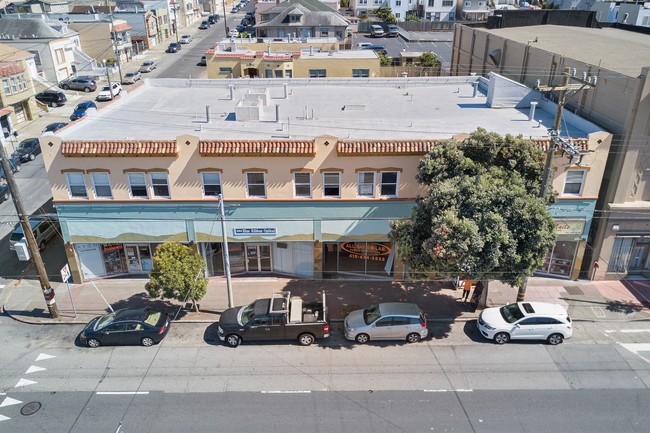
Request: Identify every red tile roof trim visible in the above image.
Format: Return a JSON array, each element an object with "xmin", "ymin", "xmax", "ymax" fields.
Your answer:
[
  {"xmin": 200, "ymin": 140, "xmax": 315, "ymax": 156},
  {"xmin": 61, "ymin": 140, "xmax": 178, "ymax": 157},
  {"xmin": 112, "ymin": 22, "xmax": 133, "ymax": 33},
  {"xmin": 337, "ymin": 140, "xmax": 438, "ymax": 155},
  {"xmin": 0, "ymin": 62, "xmax": 25, "ymax": 77}
]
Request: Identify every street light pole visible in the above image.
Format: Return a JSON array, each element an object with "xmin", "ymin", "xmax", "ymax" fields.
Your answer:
[
  {"xmin": 222, "ymin": 0, "xmax": 228, "ymax": 35},
  {"xmin": 218, "ymin": 194, "xmax": 234, "ymax": 308}
]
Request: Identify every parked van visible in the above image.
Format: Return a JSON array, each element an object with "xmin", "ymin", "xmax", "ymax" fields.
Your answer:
[
  {"xmin": 9, "ymin": 215, "xmax": 60, "ymax": 251},
  {"xmin": 387, "ymin": 24, "xmax": 399, "ymax": 37},
  {"xmin": 370, "ymin": 24, "xmax": 385, "ymax": 37}
]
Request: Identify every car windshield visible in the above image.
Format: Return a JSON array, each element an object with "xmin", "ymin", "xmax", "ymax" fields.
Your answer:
[
  {"xmin": 101, "ymin": 86, "xmax": 110, "ymax": 91},
  {"xmin": 499, "ymin": 303, "xmax": 525, "ymax": 323},
  {"xmin": 239, "ymin": 302, "xmax": 256, "ymax": 326},
  {"xmin": 17, "ymin": 141, "xmax": 33, "ymax": 150},
  {"xmin": 363, "ymin": 304, "xmax": 382, "ymax": 325},
  {"xmin": 94, "ymin": 312, "xmax": 117, "ymax": 330}
]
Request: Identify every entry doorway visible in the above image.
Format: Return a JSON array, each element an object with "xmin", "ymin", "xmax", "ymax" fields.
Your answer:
[
  {"xmin": 245, "ymin": 67, "xmax": 258, "ymax": 77},
  {"xmin": 125, "ymin": 244, "xmax": 153, "ymax": 272},
  {"xmin": 246, "ymin": 243, "xmax": 272, "ymax": 272}
]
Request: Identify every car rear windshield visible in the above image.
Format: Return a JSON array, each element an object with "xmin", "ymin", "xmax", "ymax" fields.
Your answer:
[
  {"xmin": 10, "ymin": 228, "xmax": 24, "ymax": 242},
  {"xmin": 144, "ymin": 311, "xmax": 162, "ymax": 326},
  {"xmin": 363, "ymin": 304, "xmax": 381, "ymax": 325},
  {"xmin": 499, "ymin": 303, "xmax": 525, "ymax": 323}
]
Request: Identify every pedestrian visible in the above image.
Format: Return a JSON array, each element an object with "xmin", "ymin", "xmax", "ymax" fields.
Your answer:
[{"xmin": 461, "ymin": 280, "xmax": 473, "ymax": 302}]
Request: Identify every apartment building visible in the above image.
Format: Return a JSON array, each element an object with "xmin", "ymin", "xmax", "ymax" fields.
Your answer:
[{"xmin": 41, "ymin": 76, "xmax": 610, "ymax": 284}]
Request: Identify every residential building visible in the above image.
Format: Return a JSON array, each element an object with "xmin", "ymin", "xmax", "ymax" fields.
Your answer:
[
  {"xmin": 67, "ymin": 17, "xmax": 133, "ymax": 65},
  {"xmin": 255, "ymin": 0, "xmax": 350, "ymax": 39},
  {"xmin": 40, "ymin": 75, "xmax": 609, "ymax": 284},
  {"xmin": 206, "ymin": 44, "xmax": 380, "ymax": 78},
  {"xmin": 256, "ymin": 0, "xmax": 340, "ymax": 24},
  {"xmin": 0, "ymin": 44, "xmax": 39, "ymax": 132},
  {"xmin": 458, "ymin": 0, "xmax": 490, "ymax": 21},
  {"xmin": 0, "ymin": 17, "xmax": 82, "ymax": 83},
  {"xmin": 420, "ymin": 0, "xmax": 458, "ymax": 21},
  {"xmin": 451, "ymin": 24, "xmax": 650, "ymax": 280},
  {"xmin": 16, "ymin": 0, "xmax": 69, "ymax": 13}
]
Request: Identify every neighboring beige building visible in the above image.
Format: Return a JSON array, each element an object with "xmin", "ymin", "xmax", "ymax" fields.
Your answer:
[
  {"xmin": 68, "ymin": 19, "xmax": 133, "ymax": 65},
  {"xmin": 0, "ymin": 44, "xmax": 39, "ymax": 129},
  {"xmin": 207, "ymin": 45, "xmax": 380, "ymax": 78},
  {"xmin": 40, "ymin": 76, "xmax": 609, "ymax": 284},
  {"xmin": 451, "ymin": 24, "xmax": 650, "ymax": 280}
]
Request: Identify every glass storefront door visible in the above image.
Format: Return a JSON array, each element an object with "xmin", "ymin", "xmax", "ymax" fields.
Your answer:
[
  {"xmin": 125, "ymin": 244, "xmax": 152, "ymax": 273},
  {"xmin": 538, "ymin": 240, "xmax": 578, "ymax": 278},
  {"xmin": 246, "ymin": 243, "xmax": 272, "ymax": 272}
]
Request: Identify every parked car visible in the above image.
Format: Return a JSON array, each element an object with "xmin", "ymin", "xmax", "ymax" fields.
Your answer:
[
  {"xmin": 58, "ymin": 77, "xmax": 97, "ymax": 92},
  {"xmin": 387, "ymin": 24, "xmax": 399, "ymax": 37},
  {"xmin": 362, "ymin": 45, "xmax": 388, "ymax": 55},
  {"xmin": 12, "ymin": 138, "xmax": 41, "ymax": 162},
  {"xmin": 9, "ymin": 214, "xmax": 59, "ymax": 251},
  {"xmin": 236, "ymin": 24, "xmax": 244, "ymax": 33},
  {"xmin": 0, "ymin": 183, "xmax": 10, "ymax": 202},
  {"xmin": 167, "ymin": 42, "xmax": 182, "ymax": 53},
  {"xmin": 229, "ymin": 28, "xmax": 239, "ymax": 37},
  {"xmin": 230, "ymin": 6, "xmax": 239, "ymax": 13},
  {"xmin": 139, "ymin": 60, "xmax": 157, "ymax": 73},
  {"xmin": 122, "ymin": 71, "xmax": 141, "ymax": 84},
  {"xmin": 96, "ymin": 82, "xmax": 122, "ymax": 101},
  {"xmin": 35, "ymin": 90, "xmax": 67, "ymax": 107},
  {"xmin": 0, "ymin": 156, "xmax": 21, "ymax": 181},
  {"xmin": 198, "ymin": 55, "xmax": 207, "ymax": 66},
  {"xmin": 370, "ymin": 24, "xmax": 385, "ymax": 37},
  {"xmin": 199, "ymin": 20, "xmax": 210, "ymax": 29},
  {"xmin": 241, "ymin": 18, "xmax": 249, "ymax": 26},
  {"xmin": 208, "ymin": 14, "xmax": 220, "ymax": 23},
  {"xmin": 344, "ymin": 302, "xmax": 428, "ymax": 344},
  {"xmin": 79, "ymin": 308, "xmax": 170, "ymax": 348},
  {"xmin": 477, "ymin": 301, "xmax": 573, "ymax": 345},
  {"xmin": 357, "ymin": 42, "xmax": 372, "ymax": 49},
  {"xmin": 70, "ymin": 100, "xmax": 97, "ymax": 121},
  {"xmin": 42, "ymin": 122, "xmax": 68, "ymax": 133},
  {"xmin": 179, "ymin": 34, "xmax": 192, "ymax": 44}
]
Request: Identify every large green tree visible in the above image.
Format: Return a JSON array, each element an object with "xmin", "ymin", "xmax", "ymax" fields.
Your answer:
[
  {"xmin": 145, "ymin": 242, "xmax": 208, "ymax": 311},
  {"xmin": 389, "ymin": 129, "xmax": 556, "ymax": 287}
]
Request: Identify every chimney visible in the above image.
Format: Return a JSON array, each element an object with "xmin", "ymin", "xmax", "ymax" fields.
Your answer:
[
  {"xmin": 472, "ymin": 81, "xmax": 479, "ymax": 98},
  {"xmin": 529, "ymin": 101, "xmax": 538, "ymax": 121}
]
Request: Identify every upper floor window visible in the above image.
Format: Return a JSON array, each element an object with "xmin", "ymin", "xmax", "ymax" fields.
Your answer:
[
  {"xmin": 359, "ymin": 0, "xmax": 367, "ymax": 4},
  {"xmin": 396, "ymin": 0, "xmax": 401, "ymax": 5},
  {"xmin": 563, "ymin": 170, "xmax": 586, "ymax": 196},
  {"xmin": 246, "ymin": 172, "xmax": 266, "ymax": 197},
  {"xmin": 380, "ymin": 171, "xmax": 399, "ymax": 196},
  {"xmin": 428, "ymin": 0, "xmax": 434, "ymax": 6},
  {"xmin": 309, "ymin": 69, "xmax": 326, "ymax": 78},
  {"xmin": 219, "ymin": 67, "xmax": 233, "ymax": 74},
  {"xmin": 464, "ymin": 1, "xmax": 471, "ymax": 6},
  {"xmin": 2, "ymin": 80, "xmax": 10, "ymax": 96},
  {"xmin": 91, "ymin": 172, "xmax": 112, "ymax": 198},
  {"xmin": 358, "ymin": 172, "xmax": 375, "ymax": 197},
  {"xmin": 395, "ymin": 12, "xmax": 400, "ymax": 18},
  {"xmin": 55, "ymin": 48, "xmax": 65, "ymax": 65},
  {"xmin": 442, "ymin": 0, "xmax": 453, "ymax": 5},
  {"xmin": 150, "ymin": 172, "xmax": 170, "ymax": 198},
  {"xmin": 294, "ymin": 172, "xmax": 312, "ymax": 198},
  {"xmin": 127, "ymin": 172, "xmax": 148, "ymax": 198},
  {"xmin": 201, "ymin": 172, "xmax": 222, "ymax": 197},
  {"xmin": 65, "ymin": 172, "xmax": 88, "ymax": 198},
  {"xmin": 323, "ymin": 172, "xmax": 340, "ymax": 197},
  {"xmin": 352, "ymin": 69, "xmax": 369, "ymax": 78}
]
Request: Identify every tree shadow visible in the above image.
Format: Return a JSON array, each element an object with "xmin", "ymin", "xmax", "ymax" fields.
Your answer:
[
  {"xmin": 110, "ymin": 292, "xmax": 190, "ymax": 320},
  {"xmin": 604, "ymin": 300, "xmax": 644, "ymax": 315}
]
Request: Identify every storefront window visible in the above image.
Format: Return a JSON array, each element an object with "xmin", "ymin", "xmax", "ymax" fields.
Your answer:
[
  {"xmin": 102, "ymin": 244, "xmax": 127, "ymax": 275},
  {"xmin": 538, "ymin": 240, "xmax": 578, "ymax": 277},
  {"xmin": 323, "ymin": 241, "xmax": 393, "ymax": 278}
]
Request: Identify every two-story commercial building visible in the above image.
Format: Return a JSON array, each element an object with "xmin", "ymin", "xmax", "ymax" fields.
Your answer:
[{"xmin": 42, "ymin": 75, "xmax": 610, "ymax": 284}]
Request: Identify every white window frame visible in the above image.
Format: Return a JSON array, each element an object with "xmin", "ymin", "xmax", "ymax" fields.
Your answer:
[
  {"xmin": 323, "ymin": 172, "xmax": 341, "ymax": 198},
  {"xmin": 464, "ymin": 1, "xmax": 471, "ymax": 6},
  {"xmin": 357, "ymin": 171, "xmax": 375, "ymax": 197},
  {"xmin": 127, "ymin": 172, "xmax": 149, "ymax": 198},
  {"xmin": 2, "ymin": 79, "xmax": 10, "ymax": 95},
  {"xmin": 65, "ymin": 172, "xmax": 88, "ymax": 199},
  {"xmin": 150, "ymin": 172, "xmax": 170, "ymax": 198},
  {"xmin": 562, "ymin": 170, "xmax": 586, "ymax": 196},
  {"xmin": 201, "ymin": 172, "xmax": 222, "ymax": 197},
  {"xmin": 90, "ymin": 172, "xmax": 112, "ymax": 198},
  {"xmin": 380, "ymin": 171, "xmax": 399, "ymax": 197},
  {"xmin": 293, "ymin": 172, "xmax": 312, "ymax": 198},
  {"xmin": 246, "ymin": 172, "xmax": 267, "ymax": 198}
]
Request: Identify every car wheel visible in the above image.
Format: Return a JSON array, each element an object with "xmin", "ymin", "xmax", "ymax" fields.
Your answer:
[
  {"xmin": 38, "ymin": 240, "xmax": 46, "ymax": 251},
  {"xmin": 84, "ymin": 87, "xmax": 91, "ymax": 92},
  {"xmin": 225, "ymin": 334, "xmax": 241, "ymax": 347},
  {"xmin": 406, "ymin": 332, "xmax": 421, "ymax": 343},
  {"xmin": 87, "ymin": 338, "xmax": 100, "ymax": 348},
  {"xmin": 3, "ymin": 192, "xmax": 9, "ymax": 201},
  {"xmin": 494, "ymin": 332, "xmax": 510, "ymax": 345},
  {"xmin": 49, "ymin": 101, "xmax": 57, "ymax": 108},
  {"xmin": 298, "ymin": 333, "xmax": 315, "ymax": 346},
  {"xmin": 14, "ymin": 164, "xmax": 21, "ymax": 172},
  {"xmin": 29, "ymin": 153, "xmax": 35, "ymax": 161},
  {"xmin": 62, "ymin": 85, "xmax": 70, "ymax": 90},
  {"xmin": 141, "ymin": 337, "xmax": 155, "ymax": 347},
  {"xmin": 547, "ymin": 333, "xmax": 564, "ymax": 345},
  {"xmin": 355, "ymin": 333, "xmax": 369, "ymax": 344}
]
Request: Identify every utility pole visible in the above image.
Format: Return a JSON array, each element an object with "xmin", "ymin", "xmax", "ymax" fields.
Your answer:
[
  {"xmin": 222, "ymin": 0, "xmax": 228, "ymax": 35},
  {"xmin": 107, "ymin": 1, "xmax": 124, "ymax": 83},
  {"xmin": 516, "ymin": 66, "xmax": 597, "ymax": 302},
  {"xmin": 218, "ymin": 194, "xmax": 234, "ymax": 308},
  {"xmin": 105, "ymin": 62, "xmax": 114, "ymax": 100},
  {"xmin": 0, "ymin": 144, "xmax": 58, "ymax": 318}
]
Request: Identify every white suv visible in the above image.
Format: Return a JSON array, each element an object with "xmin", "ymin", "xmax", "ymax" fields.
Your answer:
[
  {"xmin": 478, "ymin": 302, "xmax": 572, "ymax": 345},
  {"xmin": 96, "ymin": 82, "xmax": 122, "ymax": 101}
]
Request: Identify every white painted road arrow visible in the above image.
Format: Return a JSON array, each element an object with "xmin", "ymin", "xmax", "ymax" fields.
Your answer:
[
  {"xmin": 25, "ymin": 365, "xmax": 46, "ymax": 374},
  {"xmin": 0, "ymin": 414, "xmax": 10, "ymax": 421},
  {"xmin": 0, "ymin": 397, "xmax": 22, "ymax": 408},
  {"xmin": 35, "ymin": 353, "xmax": 55, "ymax": 362},
  {"xmin": 15, "ymin": 378, "xmax": 37, "ymax": 388}
]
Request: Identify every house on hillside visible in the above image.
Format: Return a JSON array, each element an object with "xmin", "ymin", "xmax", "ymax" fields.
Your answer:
[{"xmin": 255, "ymin": 0, "xmax": 350, "ymax": 40}]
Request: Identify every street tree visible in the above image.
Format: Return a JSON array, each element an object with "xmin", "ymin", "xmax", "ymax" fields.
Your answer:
[
  {"xmin": 378, "ymin": 52, "xmax": 393, "ymax": 66},
  {"xmin": 373, "ymin": 7, "xmax": 397, "ymax": 23},
  {"xmin": 145, "ymin": 242, "xmax": 208, "ymax": 312},
  {"xmin": 389, "ymin": 129, "xmax": 556, "ymax": 288},
  {"xmin": 405, "ymin": 11, "xmax": 421, "ymax": 22},
  {"xmin": 418, "ymin": 52, "xmax": 441, "ymax": 68}
]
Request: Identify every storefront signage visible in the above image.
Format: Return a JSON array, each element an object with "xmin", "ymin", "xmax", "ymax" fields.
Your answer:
[
  {"xmin": 76, "ymin": 243, "xmax": 99, "ymax": 253},
  {"xmin": 102, "ymin": 243, "xmax": 123, "ymax": 252},
  {"xmin": 340, "ymin": 242, "xmax": 391, "ymax": 262},
  {"xmin": 233, "ymin": 228, "xmax": 277, "ymax": 236},
  {"xmin": 555, "ymin": 220, "xmax": 585, "ymax": 235}
]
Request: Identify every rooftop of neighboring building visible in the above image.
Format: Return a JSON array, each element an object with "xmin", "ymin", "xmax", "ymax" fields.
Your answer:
[
  {"xmin": 0, "ymin": 42, "xmax": 35, "ymax": 62},
  {"xmin": 210, "ymin": 47, "xmax": 378, "ymax": 59},
  {"xmin": 0, "ymin": 16, "xmax": 77, "ymax": 39},
  {"xmin": 481, "ymin": 25, "xmax": 650, "ymax": 77},
  {"xmin": 56, "ymin": 76, "xmax": 602, "ymax": 141}
]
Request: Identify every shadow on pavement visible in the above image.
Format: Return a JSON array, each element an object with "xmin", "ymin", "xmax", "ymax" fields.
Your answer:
[
  {"xmin": 203, "ymin": 322, "xmax": 222, "ymax": 346},
  {"xmin": 111, "ymin": 292, "xmax": 190, "ymax": 320}
]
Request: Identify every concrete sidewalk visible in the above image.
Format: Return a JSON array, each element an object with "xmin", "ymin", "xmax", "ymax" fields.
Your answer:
[{"xmin": 2, "ymin": 274, "xmax": 649, "ymax": 325}]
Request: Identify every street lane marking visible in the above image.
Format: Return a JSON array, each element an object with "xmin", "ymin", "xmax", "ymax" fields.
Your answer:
[
  {"xmin": 35, "ymin": 353, "xmax": 55, "ymax": 362},
  {"xmin": 619, "ymin": 343, "xmax": 650, "ymax": 364},
  {"xmin": 424, "ymin": 389, "xmax": 473, "ymax": 393},
  {"xmin": 423, "ymin": 390, "xmax": 448, "ymax": 392},
  {"xmin": 0, "ymin": 414, "xmax": 10, "ymax": 422},
  {"xmin": 25, "ymin": 365, "xmax": 46, "ymax": 374},
  {"xmin": 15, "ymin": 378, "xmax": 36, "ymax": 388},
  {"xmin": 96, "ymin": 392, "xmax": 150, "ymax": 395},
  {"xmin": 260, "ymin": 391, "xmax": 311, "ymax": 394},
  {"xmin": 0, "ymin": 397, "xmax": 22, "ymax": 408},
  {"xmin": 604, "ymin": 329, "xmax": 650, "ymax": 334}
]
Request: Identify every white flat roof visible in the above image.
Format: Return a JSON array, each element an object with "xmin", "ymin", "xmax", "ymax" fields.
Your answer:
[{"xmin": 57, "ymin": 77, "xmax": 599, "ymax": 141}]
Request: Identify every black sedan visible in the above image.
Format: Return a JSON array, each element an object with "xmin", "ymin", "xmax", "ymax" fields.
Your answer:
[
  {"xmin": 167, "ymin": 42, "xmax": 181, "ymax": 53},
  {"xmin": 12, "ymin": 138, "xmax": 41, "ymax": 162},
  {"xmin": 42, "ymin": 122, "xmax": 68, "ymax": 133},
  {"xmin": 80, "ymin": 308, "xmax": 170, "ymax": 348}
]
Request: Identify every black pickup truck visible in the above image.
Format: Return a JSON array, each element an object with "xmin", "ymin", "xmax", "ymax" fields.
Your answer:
[{"xmin": 217, "ymin": 291, "xmax": 329, "ymax": 347}]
